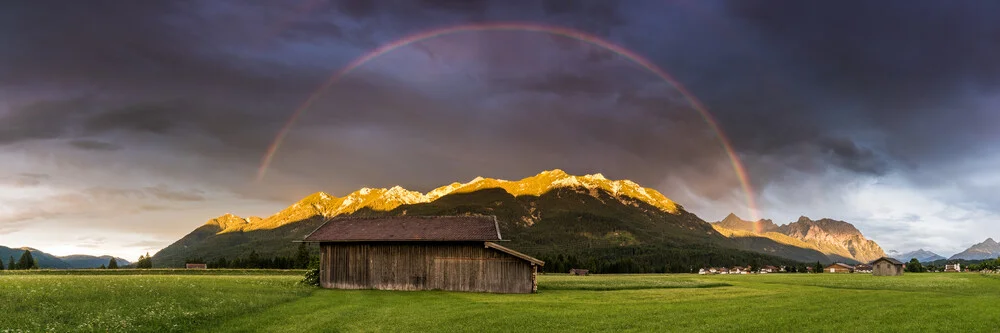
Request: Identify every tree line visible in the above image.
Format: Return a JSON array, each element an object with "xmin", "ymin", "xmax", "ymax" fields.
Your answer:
[
  {"xmin": 903, "ymin": 257, "xmax": 1000, "ymax": 272},
  {"xmin": 535, "ymin": 245, "xmax": 807, "ymax": 274},
  {"xmin": 967, "ymin": 258, "xmax": 1000, "ymax": 271},
  {"xmin": 186, "ymin": 243, "xmax": 314, "ymax": 269}
]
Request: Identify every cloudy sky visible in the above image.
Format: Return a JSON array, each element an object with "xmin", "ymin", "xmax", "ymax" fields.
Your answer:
[{"xmin": 2, "ymin": 0, "xmax": 999, "ymax": 260}]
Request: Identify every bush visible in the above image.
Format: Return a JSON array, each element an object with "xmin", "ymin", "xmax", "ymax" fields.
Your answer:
[{"xmin": 300, "ymin": 257, "xmax": 320, "ymax": 287}]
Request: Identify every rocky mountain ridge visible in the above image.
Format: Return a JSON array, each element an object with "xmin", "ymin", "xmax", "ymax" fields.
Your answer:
[
  {"xmin": 950, "ymin": 238, "xmax": 1000, "ymax": 260},
  {"xmin": 711, "ymin": 214, "xmax": 885, "ymax": 263}
]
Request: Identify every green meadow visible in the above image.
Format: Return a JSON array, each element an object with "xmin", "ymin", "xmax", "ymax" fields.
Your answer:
[{"xmin": 1, "ymin": 271, "xmax": 998, "ymax": 332}]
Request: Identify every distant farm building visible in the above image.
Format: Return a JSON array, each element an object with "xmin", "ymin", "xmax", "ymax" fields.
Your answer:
[
  {"xmin": 569, "ymin": 268, "xmax": 590, "ymax": 276},
  {"xmin": 760, "ymin": 266, "xmax": 778, "ymax": 274},
  {"xmin": 185, "ymin": 263, "xmax": 207, "ymax": 269},
  {"xmin": 871, "ymin": 257, "xmax": 905, "ymax": 276},
  {"xmin": 302, "ymin": 216, "xmax": 544, "ymax": 294},
  {"xmin": 825, "ymin": 263, "xmax": 854, "ymax": 273},
  {"xmin": 945, "ymin": 263, "xmax": 961, "ymax": 272},
  {"xmin": 854, "ymin": 264, "xmax": 873, "ymax": 273}
]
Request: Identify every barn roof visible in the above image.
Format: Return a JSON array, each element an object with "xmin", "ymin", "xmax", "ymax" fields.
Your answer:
[
  {"xmin": 302, "ymin": 215, "xmax": 502, "ymax": 242},
  {"xmin": 485, "ymin": 242, "xmax": 545, "ymax": 266},
  {"xmin": 826, "ymin": 262, "xmax": 855, "ymax": 269},
  {"xmin": 872, "ymin": 257, "xmax": 904, "ymax": 265}
]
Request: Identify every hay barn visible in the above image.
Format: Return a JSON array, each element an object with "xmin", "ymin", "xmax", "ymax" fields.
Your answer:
[
  {"xmin": 871, "ymin": 257, "xmax": 904, "ymax": 276},
  {"xmin": 301, "ymin": 216, "xmax": 544, "ymax": 294},
  {"xmin": 824, "ymin": 263, "xmax": 855, "ymax": 273}
]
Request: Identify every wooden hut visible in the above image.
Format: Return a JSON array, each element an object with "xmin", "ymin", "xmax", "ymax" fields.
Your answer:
[
  {"xmin": 871, "ymin": 257, "xmax": 904, "ymax": 276},
  {"xmin": 824, "ymin": 263, "xmax": 855, "ymax": 273},
  {"xmin": 569, "ymin": 268, "xmax": 589, "ymax": 276},
  {"xmin": 185, "ymin": 263, "xmax": 207, "ymax": 269},
  {"xmin": 301, "ymin": 216, "xmax": 544, "ymax": 294}
]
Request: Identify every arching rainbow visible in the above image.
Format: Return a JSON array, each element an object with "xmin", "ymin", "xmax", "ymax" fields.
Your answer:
[{"xmin": 257, "ymin": 22, "xmax": 760, "ymax": 221}]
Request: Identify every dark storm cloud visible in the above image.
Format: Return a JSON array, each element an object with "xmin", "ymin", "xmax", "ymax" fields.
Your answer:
[
  {"xmin": 707, "ymin": 0, "xmax": 1000, "ymax": 162},
  {"xmin": 3, "ymin": 0, "xmax": 999, "ymax": 211},
  {"xmin": 68, "ymin": 140, "xmax": 123, "ymax": 151},
  {"xmin": 817, "ymin": 138, "xmax": 886, "ymax": 175}
]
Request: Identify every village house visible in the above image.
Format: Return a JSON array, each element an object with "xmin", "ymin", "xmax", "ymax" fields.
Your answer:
[
  {"xmin": 760, "ymin": 265, "xmax": 778, "ymax": 274},
  {"xmin": 731, "ymin": 266, "xmax": 745, "ymax": 274},
  {"xmin": 698, "ymin": 268, "xmax": 709, "ymax": 275},
  {"xmin": 718, "ymin": 267, "xmax": 730, "ymax": 274},
  {"xmin": 871, "ymin": 257, "xmax": 905, "ymax": 276},
  {"xmin": 854, "ymin": 264, "xmax": 873, "ymax": 273},
  {"xmin": 825, "ymin": 263, "xmax": 855, "ymax": 273},
  {"xmin": 945, "ymin": 263, "xmax": 961, "ymax": 272},
  {"xmin": 301, "ymin": 215, "xmax": 544, "ymax": 294}
]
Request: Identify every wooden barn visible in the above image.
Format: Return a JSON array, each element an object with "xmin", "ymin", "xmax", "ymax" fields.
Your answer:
[
  {"xmin": 185, "ymin": 263, "xmax": 207, "ymax": 269},
  {"xmin": 301, "ymin": 216, "xmax": 544, "ymax": 294},
  {"xmin": 871, "ymin": 257, "xmax": 905, "ymax": 276},
  {"xmin": 824, "ymin": 263, "xmax": 855, "ymax": 273}
]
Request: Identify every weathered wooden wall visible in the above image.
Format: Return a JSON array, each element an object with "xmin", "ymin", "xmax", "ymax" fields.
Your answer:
[
  {"xmin": 872, "ymin": 261, "xmax": 903, "ymax": 276},
  {"xmin": 319, "ymin": 242, "xmax": 537, "ymax": 293}
]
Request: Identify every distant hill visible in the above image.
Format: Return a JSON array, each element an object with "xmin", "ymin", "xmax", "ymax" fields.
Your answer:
[
  {"xmin": 154, "ymin": 170, "xmax": 820, "ymax": 271},
  {"xmin": 888, "ymin": 249, "xmax": 946, "ymax": 263},
  {"xmin": 710, "ymin": 214, "xmax": 885, "ymax": 264},
  {"xmin": 950, "ymin": 238, "xmax": 1000, "ymax": 260},
  {"xmin": 0, "ymin": 246, "xmax": 129, "ymax": 269},
  {"xmin": 58, "ymin": 255, "xmax": 132, "ymax": 269},
  {"xmin": 0, "ymin": 246, "xmax": 72, "ymax": 269}
]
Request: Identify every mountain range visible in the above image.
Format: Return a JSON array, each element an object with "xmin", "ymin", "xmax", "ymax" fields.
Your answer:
[
  {"xmin": 710, "ymin": 214, "xmax": 885, "ymax": 264},
  {"xmin": 0, "ymin": 246, "xmax": 131, "ymax": 269},
  {"xmin": 888, "ymin": 249, "xmax": 946, "ymax": 263},
  {"xmin": 949, "ymin": 238, "xmax": 1000, "ymax": 260},
  {"xmin": 155, "ymin": 170, "xmax": 885, "ymax": 269}
]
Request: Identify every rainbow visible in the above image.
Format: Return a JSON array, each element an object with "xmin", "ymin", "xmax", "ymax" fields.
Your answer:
[{"xmin": 257, "ymin": 22, "xmax": 759, "ymax": 220}]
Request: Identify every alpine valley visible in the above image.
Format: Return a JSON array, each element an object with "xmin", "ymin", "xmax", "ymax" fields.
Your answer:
[{"xmin": 153, "ymin": 170, "xmax": 887, "ymax": 272}]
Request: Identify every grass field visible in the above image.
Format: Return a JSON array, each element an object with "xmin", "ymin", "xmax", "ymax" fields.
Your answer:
[{"xmin": 2, "ymin": 271, "xmax": 998, "ymax": 332}]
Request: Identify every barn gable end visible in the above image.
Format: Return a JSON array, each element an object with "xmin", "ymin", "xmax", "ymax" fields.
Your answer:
[{"xmin": 871, "ymin": 257, "xmax": 904, "ymax": 276}]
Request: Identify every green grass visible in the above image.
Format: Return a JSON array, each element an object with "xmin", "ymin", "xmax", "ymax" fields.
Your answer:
[
  {"xmin": 0, "ymin": 273, "xmax": 310, "ymax": 332},
  {"xmin": 0, "ymin": 269, "xmax": 305, "ymax": 276},
  {"xmin": 2, "ymin": 272, "xmax": 999, "ymax": 332}
]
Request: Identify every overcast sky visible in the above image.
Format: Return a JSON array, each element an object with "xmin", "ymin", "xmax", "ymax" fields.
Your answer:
[{"xmin": 2, "ymin": 0, "xmax": 999, "ymax": 260}]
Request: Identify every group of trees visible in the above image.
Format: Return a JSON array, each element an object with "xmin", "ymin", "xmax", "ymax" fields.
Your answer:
[
  {"xmin": 965, "ymin": 258, "xmax": 1000, "ymax": 272},
  {"xmin": 98, "ymin": 258, "xmax": 120, "ymax": 269},
  {"xmin": 2, "ymin": 250, "xmax": 39, "ymax": 270},
  {"xmin": 906, "ymin": 258, "xmax": 927, "ymax": 272},
  {"xmin": 187, "ymin": 243, "xmax": 315, "ymax": 269},
  {"xmin": 135, "ymin": 253, "xmax": 153, "ymax": 269}
]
